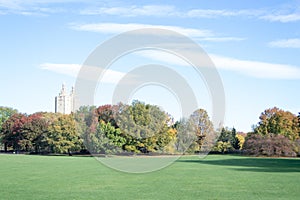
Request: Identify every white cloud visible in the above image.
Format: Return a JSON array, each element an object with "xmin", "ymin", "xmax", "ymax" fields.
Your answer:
[
  {"xmin": 201, "ymin": 37, "xmax": 246, "ymax": 42},
  {"xmin": 70, "ymin": 23, "xmax": 214, "ymax": 38},
  {"xmin": 40, "ymin": 63, "xmax": 126, "ymax": 84},
  {"xmin": 135, "ymin": 50, "xmax": 300, "ymax": 80},
  {"xmin": 0, "ymin": 0, "xmax": 85, "ymax": 15},
  {"xmin": 0, "ymin": 0, "xmax": 84, "ymax": 7},
  {"xmin": 210, "ymin": 54, "xmax": 300, "ymax": 79},
  {"xmin": 79, "ymin": 4, "xmax": 300, "ymax": 24},
  {"xmin": 261, "ymin": 13, "xmax": 300, "ymax": 22},
  {"xmin": 1, "ymin": 1, "xmax": 300, "ymax": 24},
  {"xmin": 269, "ymin": 38, "xmax": 300, "ymax": 48},
  {"xmin": 186, "ymin": 9, "xmax": 237, "ymax": 18},
  {"xmin": 134, "ymin": 51, "xmax": 189, "ymax": 67},
  {"xmin": 80, "ymin": 5, "xmax": 178, "ymax": 17},
  {"xmin": 40, "ymin": 63, "xmax": 80, "ymax": 76},
  {"xmin": 80, "ymin": 5, "xmax": 263, "ymax": 19},
  {"xmin": 70, "ymin": 22, "xmax": 245, "ymax": 42},
  {"xmin": 186, "ymin": 9, "xmax": 262, "ymax": 18}
]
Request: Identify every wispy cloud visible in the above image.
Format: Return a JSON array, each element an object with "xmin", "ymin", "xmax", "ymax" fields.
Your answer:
[
  {"xmin": 0, "ymin": 0, "xmax": 84, "ymax": 15},
  {"xmin": 261, "ymin": 13, "xmax": 300, "ymax": 23},
  {"xmin": 201, "ymin": 37, "xmax": 246, "ymax": 42},
  {"xmin": 80, "ymin": 5, "xmax": 262, "ymax": 18},
  {"xmin": 269, "ymin": 38, "xmax": 300, "ymax": 48},
  {"xmin": 2, "ymin": 1, "xmax": 300, "ymax": 23},
  {"xmin": 80, "ymin": 4, "xmax": 300, "ymax": 23},
  {"xmin": 70, "ymin": 22, "xmax": 213, "ymax": 37},
  {"xmin": 210, "ymin": 54, "xmax": 300, "ymax": 79},
  {"xmin": 40, "ymin": 63, "xmax": 126, "ymax": 84},
  {"xmin": 80, "ymin": 5, "xmax": 178, "ymax": 17},
  {"xmin": 0, "ymin": 0, "xmax": 85, "ymax": 8},
  {"xmin": 186, "ymin": 9, "xmax": 262, "ymax": 18},
  {"xmin": 70, "ymin": 22, "xmax": 245, "ymax": 42},
  {"xmin": 136, "ymin": 50, "xmax": 300, "ymax": 80},
  {"xmin": 80, "ymin": 5, "xmax": 263, "ymax": 19},
  {"xmin": 40, "ymin": 63, "xmax": 80, "ymax": 77}
]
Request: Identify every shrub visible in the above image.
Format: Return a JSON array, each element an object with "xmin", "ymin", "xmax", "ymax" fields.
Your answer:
[{"xmin": 243, "ymin": 134, "xmax": 295, "ymax": 157}]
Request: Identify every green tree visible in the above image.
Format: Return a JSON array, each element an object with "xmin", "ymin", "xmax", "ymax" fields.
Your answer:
[
  {"xmin": 218, "ymin": 127, "xmax": 231, "ymax": 143},
  {"xmin": 115, "ymin": 101, "xmax": 172, "ymax": 153},
  {"xmin": 90, "ymin": 121, "xmax": 126, "ymax": 154},
  {"xmin": 0, "ymin": 106, "xmax": 18, "ymax": 132},
  {"xmin": 213, "ymin": 141, "xmax": 232, "ymax": 153},
  {"xmin": 47, "ymin": 114, "xmax": 82, "ymax": 154},
  {"xmin": 230, "ymin": 128, "xmax": 239, "ymax": 149},
  {"xmin": 0, "ymin": 107, "xmax": 18, "ymax": 151},
  {"xmin": 76, "ymin": 102, "xmax": 175, "ymax": 154}
]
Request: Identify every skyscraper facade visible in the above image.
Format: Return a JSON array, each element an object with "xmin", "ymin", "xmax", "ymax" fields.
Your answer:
[{"xmin": 55, "ymin": 83, "xmax": 74, "ymax": 114}]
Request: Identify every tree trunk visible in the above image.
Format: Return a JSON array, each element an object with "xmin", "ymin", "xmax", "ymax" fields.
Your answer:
[
  {"xmin": 68, "ymin": 149, "xmax": 72, "ymax": 156},
  {"xmin": 4, "ymin": 143, "xmax": 7, "ymax": 152}
]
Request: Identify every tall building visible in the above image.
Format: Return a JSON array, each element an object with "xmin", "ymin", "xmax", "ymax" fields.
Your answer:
[{"xmin": 55, "ymin": 83, "xmax": 74, "ymax": 114}]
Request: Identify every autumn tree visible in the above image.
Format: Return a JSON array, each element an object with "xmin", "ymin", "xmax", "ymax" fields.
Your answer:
[
  {"xmin": 254, "ymin": 107, "xmax": 299, "ymax": 140},
  {"xmin": 1, "ymin": 113, "xmax": 28, "ymax": 152},
  {"xmin": 1, "ymin": 111, "xmax": 59, "ymax": 153},
  {"xmin": 236, "ymin": 133, "xmax": 245, "ymax": 150},
  {"xmin": 96, "ymin": 104, "xmax": 119, "ymax": 127},
  {"xmin": 174, "ymin": 119, "xmax": 198, "ymax": 153},
  {"xmin": 189, "ymin": 109, "xmax": 215, "ymax": 152},
  {"xmin": 74, "ymin": 106, "xmax": 98, "ymax": 152},
  {"xmin": 162, "ymin": 128, "xmax": 177, "ymax": 153},
  {"xmin": 298, "ymin": 112, "xmax": 300, "ymax": 134},
  {"xmin": 175, "ymin": 109, "xmax": 215, "ymax": 153},
  {"xmin": 0, "ymin": 106, "xmax": 18, "ymax": 132},
  {"xmin": 47, "ymin": 114, "xmax": 82, "ymax": 154},
  {"xmin": 16, "ymin": 113, "xmax": 50, "ymax": 153},
  {"xmin": 28, "ymin": 113, "xmax": 50, "ymax": 153}
]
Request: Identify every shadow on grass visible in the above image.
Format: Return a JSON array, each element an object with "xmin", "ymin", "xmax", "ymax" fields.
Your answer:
[{"xmin": 177, "ymin": 156, "xmax": 300, "ymax": 173}]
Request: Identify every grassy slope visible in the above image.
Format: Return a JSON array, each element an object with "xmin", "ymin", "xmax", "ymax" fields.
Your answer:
[{"xmin": 0, "ymin": 154, "xmax": 299, "ymax": 200}]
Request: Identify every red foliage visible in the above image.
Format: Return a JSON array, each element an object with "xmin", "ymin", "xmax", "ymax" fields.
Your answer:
[
  {"xmin": 243, "ymin": 133, "xmax": 295, "ymax": 157},
  {"xmin": 96, "ymin": 104, "xmax": 119, "ymax": 127}
]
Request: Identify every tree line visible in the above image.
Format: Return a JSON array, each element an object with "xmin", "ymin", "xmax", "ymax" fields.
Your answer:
[{"xmin": 0, "ymin": 103, "xmax": 299, "ymax": 156}]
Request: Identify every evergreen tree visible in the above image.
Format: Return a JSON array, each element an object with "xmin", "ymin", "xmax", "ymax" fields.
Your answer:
[{"xmin": 230, "ymin": 127, "xmax": 239, "ymax": 150}]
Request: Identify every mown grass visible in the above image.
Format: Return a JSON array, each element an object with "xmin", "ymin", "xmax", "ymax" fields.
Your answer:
[{"xmin": 0, "ymin": 154, "xmax": 299, "ymax": 200}]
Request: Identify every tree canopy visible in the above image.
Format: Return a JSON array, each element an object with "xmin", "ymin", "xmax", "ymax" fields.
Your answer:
[
  {"xmin": 254, "ymin": 107, "xmax": 299, "ymax": 140},
  {"xmin": 1, "ymin": 103, "xmax": 299, "ymax": 157}
]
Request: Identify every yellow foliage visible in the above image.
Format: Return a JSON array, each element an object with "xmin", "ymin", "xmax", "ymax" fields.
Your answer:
[
  {"xmin": 163, "ymin": 128, "xmax": 177, "ymax": 154},
  {"xmin": 236, "ymin": 134, "xmax": 245, "ymax": 150}
]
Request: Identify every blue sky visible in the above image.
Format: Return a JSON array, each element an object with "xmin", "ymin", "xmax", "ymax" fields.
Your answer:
[{"xmin": 1, "ymin": 0, "xmax": 300, "ymax": 132}]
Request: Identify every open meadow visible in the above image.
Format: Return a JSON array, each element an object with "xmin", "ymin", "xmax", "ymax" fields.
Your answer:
[{"xmin": 0, "ymin": 154, "xmax": 299, "ymax": 200}]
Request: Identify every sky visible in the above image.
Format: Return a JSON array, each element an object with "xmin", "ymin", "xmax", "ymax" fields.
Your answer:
[{"xmin": 1, "ymin": 0, "xmax": 300, "ymax": 132}]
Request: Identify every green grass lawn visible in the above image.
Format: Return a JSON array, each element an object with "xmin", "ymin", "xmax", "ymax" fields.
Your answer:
[{"xmin": 0, "ymin": 154, "xmax": 299, "ymax": 200}]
